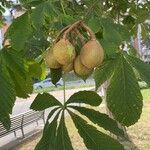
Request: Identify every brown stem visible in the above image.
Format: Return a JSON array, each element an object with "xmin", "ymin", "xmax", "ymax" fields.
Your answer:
[
  {"xmin": 74, "ymin": 29, "xmax": 85, "ymax": 45},
  {"xmin": 63, "ymin": 20, "xmax": 82, "ymax": 39},
  {"xmin": 80, "ymin": 22, "xmax": 96, "ymax": 40},
  {"xmin": 55, "ymin": 25, "xmax": 71, "ymax": 43}
]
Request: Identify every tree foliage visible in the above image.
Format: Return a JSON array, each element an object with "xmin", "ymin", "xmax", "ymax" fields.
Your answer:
[{"xmin": 0, "ymin": 0, "xmax": 150, "ymax": 149}]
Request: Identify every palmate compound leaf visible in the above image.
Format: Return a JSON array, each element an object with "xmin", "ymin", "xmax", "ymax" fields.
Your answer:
[
  {"xmin": 66, "ymin": 91, "xmax": 102, "ymax": 106},
  {"xmin": 69, "ymin": 106, "xmax": 125, "ymax": 138},
  {"xmin": 30, "ymin": 93, "xmax": 62, "ymax": 111},
  {"xmin": 35, "ymin": 105, "xmax": 123, "ymax": 150},
  {"xmin": 0, "ymin": 65, "xmax": 16, "ymax": 130},
  {"xmin": 69, "ymin": 111, "xmax": 124, "ymax": 150},
  {"xmin": 107, "ymin": 54, "xmax": 143, "ymax": 126},
  {"xmin": 33, "ymin": 90, "xmax": 124, "ymax": 150},
  {"xmin": 125, "ymin": 54, "xmax": 150, "ymax": 86},
  {"xmin": 94, "ymin": 58, "xmax": 117, "ymax": 90}
]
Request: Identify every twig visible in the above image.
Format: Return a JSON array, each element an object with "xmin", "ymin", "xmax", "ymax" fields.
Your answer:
[
  {"xmin": 62, "ymin": 74, "xmax": 66, "ymax": 105},
  {"xmin": 55, "ymin": 25, "xmax": 71, "ymax": 43}
]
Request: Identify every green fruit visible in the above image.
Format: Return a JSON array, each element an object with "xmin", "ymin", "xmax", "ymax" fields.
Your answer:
[
  {"xmin": 74, "ymin": 55, "xmax": 93, "ymax": 77},
  {"xmin": 80, "ymin": 40, "xmax": 104, "ymax": 69},
  {"xmin": 53, "ymin": 39, "xmax": 76, "ymax": 65},
  {"xmin": 45, "ymin": 49, "xmax": 61, "ymax": 69}
]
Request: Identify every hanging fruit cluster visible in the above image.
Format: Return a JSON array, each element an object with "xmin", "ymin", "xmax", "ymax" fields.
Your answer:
[{"xmin": 45, "ymin": 21, "xmax": 104, "ymax": 78}]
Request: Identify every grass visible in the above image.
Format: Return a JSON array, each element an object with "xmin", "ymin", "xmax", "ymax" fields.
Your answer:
[
  {"xmin": 33, "ymin": 83, "xmax": 95, "ymax": 93},
  {"xmin": 33, "ymin": 80, "xmax": 148, "ymax": 94},
  {"xmin": 12, "ymin": 89, "xmax": 150, "ymax": 150}
]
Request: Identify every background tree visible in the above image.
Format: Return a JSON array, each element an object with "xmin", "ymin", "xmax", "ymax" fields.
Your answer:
[{"xmin": 0, "ymin": 0, "xmax": 150, "ymax": 149}]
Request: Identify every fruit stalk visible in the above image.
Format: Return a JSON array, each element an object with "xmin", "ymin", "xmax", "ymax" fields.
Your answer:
[
  {"xmin": 63, "ymin": 20, "xmax": 82, "ymax": 39},
  {"xmin": 55, "ymin": 25, "xmax": 71, "ymax": 43},
  {"xmin": 62, "ymin": 74, "xmax": 66, "ymax": 105}
]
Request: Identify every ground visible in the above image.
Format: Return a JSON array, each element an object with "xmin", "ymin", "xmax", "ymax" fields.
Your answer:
[{"xmin": 11, "ymin": 89, "xmax": 150, "ymax": 150}]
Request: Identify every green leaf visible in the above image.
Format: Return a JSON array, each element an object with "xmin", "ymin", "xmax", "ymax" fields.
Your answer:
[
  {"xmin": 1, "ymin": 48, "xmax": 33, "ymax": 98},
  {"xmin": 122, "ymin": 15, "xmax": 136, "ymax": 29},
  {"xmin": 107, "ymin": 54, "xmax": 143, "ymax": 126},
  {"xmin": 6, "ymin": 12, "xmax": 32, "ymax": 50},
  {"xmin": 70, "ymin": 106, "xmax": 125, "ymax": 138},
  {"xmin": 9, "ymin": 70, "xmax": 33, "ymax": 98},
  {"xmin": 28, "ymin": 62, "xmax": 42, "ymax": 79},
  {"xmin": 46, "ymin": 107, "xmax": 61, "ymax": 122},
  {"xmin": 99, "ymin": 18, "xmax": 129, "ymax": 55},
  {"xmin": 66, "ymin": 91, "xmax": 102, "ymax": 106},
  {"xmin": 31, "ymin": 1, "xmax": 59, "ymax": 28},
  {"xmin": 0, "ymin": 65, "xmax": 16, "ymax": 130},
  {"xmin": 2, "ymin": 48, "xmax": 27, "ymax": 79},
  {"xmin": 55, "ymin": 112, "xmax": 74, "ymax": 150},
  {"xmin": 94, "ymin": 58, "xmax": 117, "ymax": 90},
  {"xmin": 100, "ymin": 40, "xmax": 118, "ymax": 55},
  {"xmin": 30, "ymin": 93, "xmax": 62, "ymax": 111},
  {"xmin": 99, "ymin": 18, "xmax": 123, "ymax": 42},
  {"xmin": 20, "ymin": 0, "xmax": 44, "ymax": 7},
  {"xmin": 113, "ymin": 24, "xmax": 130, "ymax": 41},
  {"xmin": 50, "ymin": 68, "xmax": 62, "ymax": 85},
  {"xmin": 0, "ymin": 114, "xmax": 11, "ymax": 131},
  {"xmin": 101, "ymin": 32, "xmax": 120, "ymax": 52},
  {"xmin": 35, "ymin": 122, "xmax": 56, "ymax": 150},
  {"xmin": 125, "ymin": 54, "xmax": 150, "ymax": 86},
  {"xmin": 88, "ymin": 17, "xmax": 102, "ymax": 33},
  {"xmin": 60, "ymin": 14, "xmax": 76, "ymax": 25},
  {"xmin": 141, "ymin": 24, "xmax": 150, "ymax": 40},
  {"xmin": 70, "ymin": 112, "xmax": 124, "ymax": 150},
  {"xmin": 35, "ymin": 111, "xmax": 60, "ymax": 150}
]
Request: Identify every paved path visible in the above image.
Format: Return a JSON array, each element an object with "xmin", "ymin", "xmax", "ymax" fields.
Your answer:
[{"xmin": 12, "ymin": 78, "xmax": 96, "ymax": 115}]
